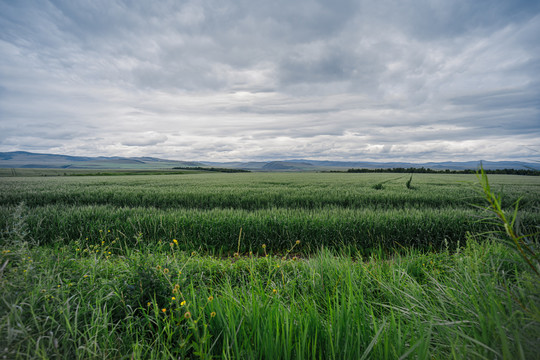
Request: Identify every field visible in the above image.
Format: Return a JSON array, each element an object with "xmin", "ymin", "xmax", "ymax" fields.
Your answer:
[{"xmin": 1, "ymin": 172, "xmax": 539, "ymax": 359}]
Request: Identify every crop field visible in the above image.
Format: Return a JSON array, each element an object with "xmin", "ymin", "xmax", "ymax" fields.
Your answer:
[
  {"xmin": 1, "ymin": 172, "xmax": 539, "ymax": 359},
  {"xmin": 1, "ymin": 172, "xmax": 539, "ymax": 253}
]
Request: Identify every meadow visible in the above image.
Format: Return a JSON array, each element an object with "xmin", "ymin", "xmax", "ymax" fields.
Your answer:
[{"xmin": 1, "ymin": 172, "xmax": 539, "ymax": 359}]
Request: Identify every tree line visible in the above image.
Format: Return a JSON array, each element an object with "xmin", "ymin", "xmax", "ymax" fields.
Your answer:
[{"xmin": 343, "ymin": 167, "xmax": 539, "ymax": 176}]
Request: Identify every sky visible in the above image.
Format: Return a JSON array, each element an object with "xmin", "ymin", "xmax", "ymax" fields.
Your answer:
[{"xmin": 1, "ymin": 0, "xmax": 539, "ymax": 163}]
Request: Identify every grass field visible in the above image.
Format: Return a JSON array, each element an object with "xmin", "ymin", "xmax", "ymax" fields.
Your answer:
[{"xmin": 1, "ymin": 172, "xmax": 539, "ymax": 358}]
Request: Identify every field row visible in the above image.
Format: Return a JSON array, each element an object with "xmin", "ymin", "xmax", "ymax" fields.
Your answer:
[
  {"xmin": 2, "ymin": 204, "xmax": 538, "ymax": 253},
  {"xmin": 1, "ymin": 173, "xmax": 538, "ymax": 210}
]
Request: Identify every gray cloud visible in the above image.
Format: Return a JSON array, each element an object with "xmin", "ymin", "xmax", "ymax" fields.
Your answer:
[
  {"xmin": 0, "ymin": 0, "xmax": 539, "ymax": 162},
  {"xmin": 122, "ymin": 132, "xmax": 168, "ymax": 147}
]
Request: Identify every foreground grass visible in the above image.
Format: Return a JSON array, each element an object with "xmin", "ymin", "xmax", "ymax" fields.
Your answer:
[{"xmin": 1, "ymin": 236, "xmax": 539, "ymax": 359}]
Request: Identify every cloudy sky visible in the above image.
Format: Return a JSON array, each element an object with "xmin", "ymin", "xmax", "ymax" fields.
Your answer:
[{"xmin": 1, "ymin": 0, "xmax": 539, "ymax": 162}]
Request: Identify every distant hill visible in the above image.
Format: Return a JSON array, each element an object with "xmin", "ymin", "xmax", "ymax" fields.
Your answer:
[
  {"xmin": 0, "ymin": 151, "xmax": 538, "ymax": 171},
  {"xmin": 262, "ymin": 161, "xmax": 315, "ymax": 171},
  {"xmin": 0, "ymin": 151, "xmax": 204, "ymax": 169},
  {"xmin": 205, "ymin": 159, "xmax": 539, "ymax": 171}
]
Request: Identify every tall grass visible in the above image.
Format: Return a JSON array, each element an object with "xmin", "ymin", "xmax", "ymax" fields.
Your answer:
[
  {"xmin": 0, "ymin": 171, "xmax": 539, "ymax": 358},
  {"xmin": 1, "ymin": 229, "xmax": 538, "ymax": 359}
]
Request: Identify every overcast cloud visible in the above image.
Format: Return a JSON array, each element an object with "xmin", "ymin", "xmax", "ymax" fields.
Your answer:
[{"xmin": 1, "ymin": 0, "xmax": 539, "ymax": 162}]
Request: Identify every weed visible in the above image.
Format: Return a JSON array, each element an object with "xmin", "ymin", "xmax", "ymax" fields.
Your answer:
[{"xmin": 406, "ymin": 174, "xmax": 413, "ymax": 189}]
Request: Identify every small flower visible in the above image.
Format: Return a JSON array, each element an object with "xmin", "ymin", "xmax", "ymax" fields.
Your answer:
[
  {"xmin": 207, "ymin": 296, "xmax": 214, "ymax": 302},
  {"xmin": 147, "ymin": 302, "xmax": 152, "ymax": 307},
  {"xmin": 162, "ymin": 308, "xmax": 167, "ymax": 313},
  {"xmin": 172, "ymin": 297, "xmax": 176, "ymax": 300},
  {"xmin": 172, "ymin": 288, "xmax": 178, "ymax": 294},
  {"xmin": 184, "ymin": 311, "xmax": 191, "ymax": 319},
  {"xmin": 107, "ymin": 230, "xmax": 110, "ymax": 233},
  {"xmin": 83, "ymin": 275, "xmax": 89, "ymax": 278},
  {"xmin": 262, "ymin": 244, "xmax": 266, "ymax": 249},
  {"xmin": 163, "ymin": 268, "xmax": 169, "ymax": 274},
  {"xmin": 296, "ymin": 240, "xmax": 300, "ymax": 245},
  {"xmin": 210, "ymin": 311, "xmax": 216, "ymax": 318},
  {"xmin": 181, "ymin": 300, "xmax": 186, "ymax": 306},
  {"xmin": 272, "ymin": 289, "xmax": 277, "ymax": 294},
  {"xmin": 173, "ymin": 239, "xmax": 178, "ymax": 245},
  {"xmin": 191, "ymin": 251, "xmax": 196, "ymax": 256},
  {"xmin": 156, "ymin": 265, "xmax": 162, "ymax": 271}
]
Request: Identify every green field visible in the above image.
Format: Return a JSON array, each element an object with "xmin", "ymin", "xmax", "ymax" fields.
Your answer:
[
  {"xmin": 1, "ymin": 173, "xmax": 539, "ymax": 253},
  {"xmin": 1, "ymin": 172, "xmax": 539, "ymax": 358}
]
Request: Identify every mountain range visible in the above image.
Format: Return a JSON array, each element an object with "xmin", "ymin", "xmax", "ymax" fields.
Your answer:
[{"xmin": 0, "ymin": 151, "xmax": 538, "ymax": 171}]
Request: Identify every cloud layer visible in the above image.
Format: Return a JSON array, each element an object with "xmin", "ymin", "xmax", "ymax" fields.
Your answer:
[{"xmin": 1, "ymin": 0, "xmax": 539, "ymax": 162}]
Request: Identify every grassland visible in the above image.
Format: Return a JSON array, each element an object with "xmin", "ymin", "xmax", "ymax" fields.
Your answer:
[{"xmin": 1, "ymin": 172, "xmax": 539, "ymax": 359}]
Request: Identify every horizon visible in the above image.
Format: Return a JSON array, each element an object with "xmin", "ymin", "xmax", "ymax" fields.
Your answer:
[
  {"xmin": 1, "ymin": 150, "xmax": 538, "ymax": 167},
  {"xmin": 1, "ymin": 1, "xmax": 540, "ymax": 163}
]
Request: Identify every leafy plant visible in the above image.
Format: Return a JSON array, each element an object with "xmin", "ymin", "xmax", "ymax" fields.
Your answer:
[{"xmin": 476, "ymin": 165, "xmax": 539, "ymax": 277}]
